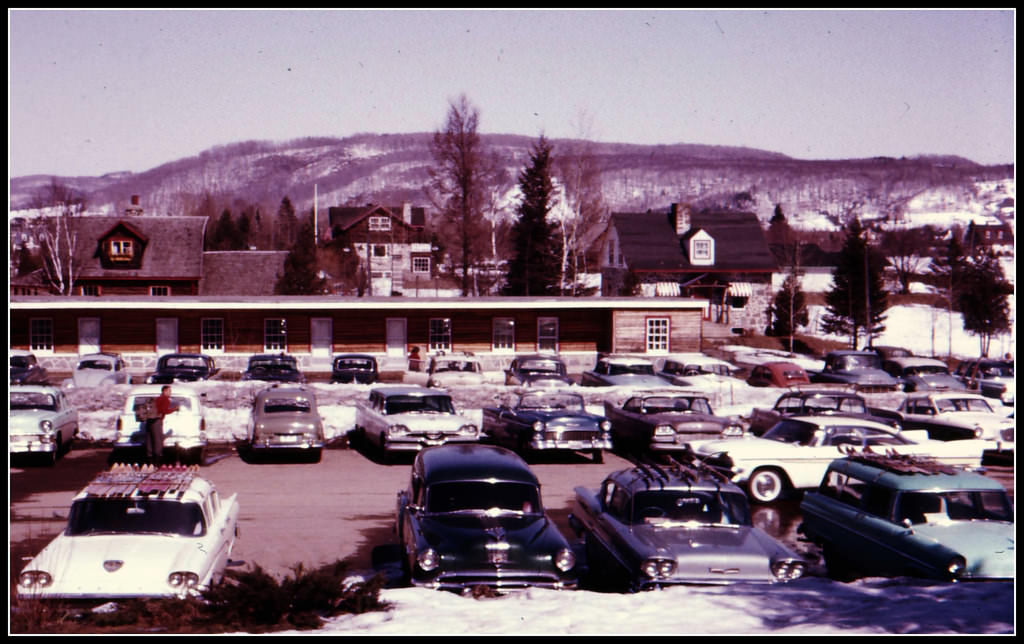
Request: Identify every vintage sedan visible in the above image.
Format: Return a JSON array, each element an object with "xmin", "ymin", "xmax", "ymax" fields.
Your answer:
[
  {"xmin": 246, "ymin": 385, "xmax": 326, "ymax": 462},
  {"xmin": 504, "ymin": 354, "xmax": 574, "ymax": 388},
  {"xmin": 953, "ymin": 359, "xmax": 1014, "ymax": 406},
  {"xmin": 656, "ymin": 353, "xmax": 740, "ymax": 386},
  {"xmin": 809, "ymin": 351, "xmax": 901, "ymax": 393},
  {"xmin": 580, "ymin": 355, "xmax": 673, "ymax": 388},
  {"xmin": 882, "ymin": 357, "xmax": 965, "ymax": 393},
  {"xmin": 800, "ymin": 452, "xmax": 1014, "ymax": 581},
  {"xmin": 482, "ymin": 390, "xmax": 611, "ymax": 462},
  {"xmin": 872, "ymin": 392, "xmax": 1015, "ymax": 444},
  {"xmin": 113, "ymin": 385, "xmax": 208, "ymax": 465},
  {"xmin": 426, "ymin": 352, "xmax": 486, "ymax": 388},
  {"xmin": 241, "ymin": 353, "xmax": 305, "ymax": 383},
  {"xmin": 147, "ymin": 353, "xmax": 218, "ymax": 384},
  {"xmin": 11, "ymin": 349, "xmax": 49, "ymax": 385},
  {"xmin": 691, "ymin": 415, "xmax": 990, "ymax": 504},
  {"xmin": 330, "ymin": 353, "xmax": 379, "ymax": 384},
  {"xmin": 395, "ymin": 443, "xmax": 577, "ymax": 592},
  {"xmin": 604, "ymin": 391, "xmax": 744, "ymax": 452},
  {"xmin": 747, "ymin": 387, "xmax": 901, "ymax": 436},
  {"xmin": 746, "ymin": 361, "xmax": 810, "ymax": 388},
  {"xmin": 353, "ymin": 386, "xmax": 480, "ymax": 452},
  {"xmin": 17, "ymin": 464, "xmax": 239, "ymax": 600},
  {"xmin": 9, "ymin": 385, "xmax": 79, "ymax": 465},
  {"xmin": 66, "ymin": 352, "xmax": 132, "ymax": 388},
  {"xmin": 569, "ymin": 455, "xmax": 805, "ymax": 590}
]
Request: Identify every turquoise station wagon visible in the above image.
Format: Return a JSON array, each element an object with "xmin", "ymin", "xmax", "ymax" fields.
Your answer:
[{"xmin": 799, "ymin": 452, "xmax": 1014, "ymax": 582}]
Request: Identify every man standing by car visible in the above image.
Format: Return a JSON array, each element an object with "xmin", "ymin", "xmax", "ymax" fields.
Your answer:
[{"xmin": 146, "ymin": 385, "xmax": 179, "ymax": 464}]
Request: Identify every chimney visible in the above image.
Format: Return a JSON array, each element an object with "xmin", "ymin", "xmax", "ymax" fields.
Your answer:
[
  {"xmin": 402, "ymin": 202, "xmax": 412, "ymax": 225},
  {"xmin": 671, "ymin": 203, "xmax": 690, "ymax": 235},
  {"xmin": 125, "ymin": 194, "xmax": 144, "ymax": 217}
]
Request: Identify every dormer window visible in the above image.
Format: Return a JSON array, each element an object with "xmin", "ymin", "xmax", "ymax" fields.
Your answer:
[
  {"xmin": 689, "ymin": 230, "xmax": 715, "ymax": 266},
  {"xmin": 368, "ymin": 216, "xmax": 391, "ymax": 231},
  {"xmin": 109, "ymin": 239, "xmax": 134, "ymax": 261}
]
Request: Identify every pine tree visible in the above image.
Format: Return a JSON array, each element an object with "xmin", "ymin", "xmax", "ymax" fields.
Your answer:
[
  {"xmin": 276, "ymin": 196, "xmax": 298, "ymax": 250},
  {"xmin": 821, "ymin": 219, "xmax": 889, "ymax": 348},
  {"xmin": 770, "ymin": 268, "xmax": 809, "ymax": 352},
  {"xmin": 209, "ymin": 209, "xmax": 239, "ymax": 251},
  {"xmin": 957, "ymin": 247, "xmax": 1013, "ymax": 356},
  {"xmin": 275, "ymin": 216, "xmax": 325, "ymax": 295},
  {"xmin": 503, "ymin": 135, "xmax": 562, "ymax": 296}
]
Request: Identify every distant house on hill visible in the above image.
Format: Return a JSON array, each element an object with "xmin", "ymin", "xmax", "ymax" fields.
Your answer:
[
  {"xmin": 600, "ymin": 204, "xmax": 777, "ymax": 330},
  {"xmin": 963, "ymin": 220, "xmax": 1014, "ymax": 256}
]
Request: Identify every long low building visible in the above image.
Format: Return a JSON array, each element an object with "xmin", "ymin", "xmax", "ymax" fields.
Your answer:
[{"xmin": 10, "ymin": 296, "xmax": 709, "ymax": 373}]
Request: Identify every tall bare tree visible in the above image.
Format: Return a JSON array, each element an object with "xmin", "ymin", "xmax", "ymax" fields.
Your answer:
[
  {"xmin": 32, "ymin": 178, "xmax": 86, "ymax": 295},
  {"xmin": 425, "ymin": 94, "xmax": 495, "ymax": 296}
]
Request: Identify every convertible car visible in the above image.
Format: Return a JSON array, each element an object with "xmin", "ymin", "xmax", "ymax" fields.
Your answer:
[
  {"xmin": 569, "ymin": 455, "xmax": 805, "ymax": 590},
  {"xmin": 17, "ymin": 464, "xmax": 239, "ymax": 600},
  {"xmin": 691, "ymin": 416, "xmax": 990, "ymax": 504},
  {"xmin": 481, "ymin": 390, "xmax": 611, "ymax": 462},
  {"xmin": 395, "ymin": 444, "xmax": 577, "ymax": 592},
  {"xmin": 604, "ymin": 391, "xmax": 745, "ymax": 453}
]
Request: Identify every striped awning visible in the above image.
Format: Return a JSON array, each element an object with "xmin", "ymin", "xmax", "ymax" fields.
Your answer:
[
  {"xmin": 727, "ymin": 282, "xmax": 753, "ymax": 297},
  {"xmin": 655, "ymin": 282, "xmax": 681, "ymax": 297}
]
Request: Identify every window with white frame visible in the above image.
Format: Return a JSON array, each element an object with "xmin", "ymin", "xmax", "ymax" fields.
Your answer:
[
  {"xmin": 30, "ymin": 318, "xmax": 54, "ymax": 353},
  {"xmin": 201, "ymin": 318, "xmax": 225, "ymax": 353},
  {"xmin": 537, "ymin": 317, "xmax": 559, "ymax": 352},
  {"xmin": 412, "ymin": 256, "xmax": 431, "ymax": 273},
  {"xmin": 492, "ymin": 317, "xmax": 515, "ymax": 352},
  {"xmin": 429, "ymin": 318, "xmax": 451, "ymax": 351},
  {"xmin": 80, "ymin": 285, "xmax": 101, "ymax": 296},
  {"xmin": 109, "ymin": 239, "xmax": 134, "ymax": 260},
  {"xmin": 150, "ymin": 286, "xmax": 170, "ymax": 296},
  {"xmin": 368, "ymin": 216, "xmax": 391, "ymax": 231},
  {"xmin": 264, "ymin": 318, "xmax": 287, "ymax": 351},
  {"xmin": 646, "ymin": 317, "xmax": 670, "ymax": 353}
]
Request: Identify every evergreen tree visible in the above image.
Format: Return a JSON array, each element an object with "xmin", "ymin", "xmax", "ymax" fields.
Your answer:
[
  {"xmin": 767, "ymin": 203, "xmax": 793, "ymax": 247},
  {"xmin": 957, "ymin": 247, "xmax": 1013, "ymax": 356},
  {"xmin": 770, "ymin": 268, "xmax": 809, "ymax": 352},
  {"xmin": 821, "ymin": 219, "xmax": 889, "ymax": 348},
  {"xmin": 503, "ymin": 135, "xmax": 562, "ymax": 296},
  {"xmin": 209, "ymin": 209, "xmax": 239, "ymax": 251},
  {"xmin": 237, "ymin": 212, "xmax": 251, "ymax": 249},
  {"xmin": 275, "ymin": 216, "xmax": 326, "ymax": 295},
  {"xmin": 276, "ymin": 196, "xmax": 298, "ymax": 250}
]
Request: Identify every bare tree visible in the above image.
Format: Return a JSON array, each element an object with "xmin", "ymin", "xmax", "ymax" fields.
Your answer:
[
  {"xmin": 425, "ymin": 94, "xmax": 496, "ymax": 296},
  {"xmin": 31, "ymin": 178, "xmax": 87, "ymax": 295}
]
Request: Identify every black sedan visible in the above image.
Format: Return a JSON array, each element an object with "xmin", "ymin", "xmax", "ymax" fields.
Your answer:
[
  {"xmin": 604, "ymin": 391, "xmax": 745, "ymax": 452},
  {"xmin": 504, "ymin": 354, "xmax": 574, "ymax": 388},
  {"xmin": 330, "ymin": 353, "xmax": 379, "ymax": 384},
  {"xmin": 482, "ymin": 391, "xmax": 611, "ymax": 462},
  {"xmin": 395, "ymin": 444, "xmax": 578, "ymax": 592},
  {"xmin": 241, "ymin": 353, "xmax": 305, "ymax": 383},
  {"xmin": 146, "ymin": 353, "xmax": 218, "ymax": 384},
  {"xmin": 10, "ymin": 350, "xmax": 49, "ymax": 385}
]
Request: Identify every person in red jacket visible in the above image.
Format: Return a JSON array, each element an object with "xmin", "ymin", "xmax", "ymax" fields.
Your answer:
[{"xmin": 146, "ymin": 385, "xmax": 179, "ymax": 464}]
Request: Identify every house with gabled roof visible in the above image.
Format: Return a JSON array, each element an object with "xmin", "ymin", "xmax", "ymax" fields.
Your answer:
[{"xmin": 600, "ymin": 203, "xmax": 777, "ymax": 330}]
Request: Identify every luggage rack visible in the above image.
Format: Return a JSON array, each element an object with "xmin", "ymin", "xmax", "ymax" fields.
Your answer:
[
  {"xmin": 628, "ymin": 448, "xmax": 734, "ymax": 490},
  {"xmin": 839, "ymin": 446, "xmax": 964, "ymax": 476},
  {"xmin": 84, "ymin": 463, "xmax": 201, "ymax": 499}
]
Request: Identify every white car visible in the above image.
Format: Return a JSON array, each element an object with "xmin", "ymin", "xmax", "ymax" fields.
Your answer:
[
  {"xmin": 17, "ymin": 464, "xmax": 239, "ymax": 600},
  {"xmin": 894, "ymin": 392, "xmax": 1015, "ymax": 444},
  {"xmin": 114, "ymin": 385, "xmax": 208, "ymax": 465},
  {"xmin": 691, "ymin": 415, "xmax": 990, "ymax": 504},
  {"xmin": 426, "ymin": 352, "xmax": 486, "ymax": 388},
  {"xmin": 656, "ymin": 353, "xmax": 740, "ymax": 385},
  {"xmin": 9, "ymin": 385, "xmax": 79, "ymax": 465},
  {"xmin": 353, "ymin": 385, "xmax": 480, "ymax": 452},
  {"xmin": 65, "ymin": 352, "xmax": 132, "ymax": 388}
]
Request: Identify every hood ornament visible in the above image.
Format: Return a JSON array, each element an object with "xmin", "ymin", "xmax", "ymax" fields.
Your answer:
[{"xmin": 103, "ymin": 560, "xmax": 124, "ymax": 572}]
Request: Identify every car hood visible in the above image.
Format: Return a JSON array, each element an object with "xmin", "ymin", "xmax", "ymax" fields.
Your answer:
[
  {"xmin": 429, "ymin": 372, "xmax": 483, "ymax": 385},
  {"xmin": 693, "ymin": 435, "xmax": 786, "ymax": 456},
  {"xmin": 830, "ymin": 369, "xmax": 898, "ymax": 384},
  {"xmin": 418, "ymin": 513, "xmax": 569, "ymax": 571},
  {"xmin": 517, "ymin": 410, "xmax": 604, "ymax": 426},
  {"xmin": 605, "ymin": 374, "xmax": 671, "ymax": 387},
  {"xmin": 386, "ymin": 411, "xmax": 475, "ymax": 428},
  {"xmin": 628, "ymin": 524, "xmax": 789, "ymax": 582},
  {"xmin": 909, "ymin": 521, "xmax": 1015, "ymax": 579},
  {"xmin": 910, "ymin": 374, "xmax": 964, "ymax": 390},
  {"xmin": 521, "ymin": 374, "xmax": 574, "ymax": 388},
  {"xmin": 936, "ymin": 411, "xmax": 1013, "ymax": 430},
  {"xmin": 23, "ymin": 533, "xmax": 211, "ymax": 597},
  {"xmin": 73, "ymin": 370, "xmax": 116, "ymax": 387},
  {"xmin": 10, "ymin": 410, "xmax": 56, "ymax": 433},
  {"xmin": 646, "ymin": 411, "xmax": 730, "ymax": 429}
]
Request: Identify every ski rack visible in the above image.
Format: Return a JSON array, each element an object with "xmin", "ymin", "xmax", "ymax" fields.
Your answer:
[
  {"xmin": 627, "ymin": 447, "xmax": 734, "ymax": 490},
  {"xmin": 83, "ymin": 463, "xmax": 201, "ymax": 499},
  {"xmin": 838, "ymin": 446, "xmax": 964, "ymax": 476}
]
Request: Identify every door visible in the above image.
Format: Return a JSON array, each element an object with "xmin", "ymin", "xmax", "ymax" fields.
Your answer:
[
  {"xmin": 78, "ymin": 318, "xmax": 101, "ymax": 355},
  {"xmin": 311, "ymin": 318, "xmax": 333, "ymax": 361},
  {"xmin": 155, "ymin": 318, "xmax": 179, "ymax": 355},
  {"xmin": 386, "ymin": 318, "xmax": 407, "ymax": 357}
]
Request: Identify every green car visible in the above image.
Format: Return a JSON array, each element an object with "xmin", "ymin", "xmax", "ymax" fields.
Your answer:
[{"xmin": 800, "ymin": 452, "xmax": 1014, "ymax": 581}]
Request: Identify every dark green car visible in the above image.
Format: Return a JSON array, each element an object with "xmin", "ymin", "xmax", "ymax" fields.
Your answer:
[{"xmin": 395, "ymin": 444, "xmax": 577, "ymax": 592}]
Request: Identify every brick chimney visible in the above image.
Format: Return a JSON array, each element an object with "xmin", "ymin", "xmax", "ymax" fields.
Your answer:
[
  {"xmin": 125, "ymin": 194, "xmax": 144, "ymax": 217},
  {"xmin": 671, "ymin": 203, "xmax": 690, "ymax": 235}
]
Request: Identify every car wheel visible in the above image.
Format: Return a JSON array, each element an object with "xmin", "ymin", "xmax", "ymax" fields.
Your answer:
[
  {"xmin": 747, "ymin": 468, "xmax": 786, "ymax": 504},
  {"xmin": 823, "ymin": 542, "xmax": 856, "ymax": 582}
]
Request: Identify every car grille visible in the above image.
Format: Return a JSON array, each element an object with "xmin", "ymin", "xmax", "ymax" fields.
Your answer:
[
  {"xmin": 856, "ymin": 384, "xmax": 900, "ymax": 394},
  {"xmin": 556, "ymin": 430, "xmax": 599, "ymax": 441},
  {"xmin": 425, "ymin": 570, "xmax": 574, "ymax": 591}
]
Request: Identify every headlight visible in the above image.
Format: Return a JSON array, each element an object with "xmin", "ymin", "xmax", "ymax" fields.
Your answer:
[
  {"xmin": 40, "ymin": 420, "xmax": 53, "ymax": 433},
  {"xmin": 723, "ymin": 424, "xmax": 744, "ymax": 437},
  {"xmin": 388, "ymin": 424, "xmax": 409, "ymax": 436},
  {"xmin": 653, "ymin": 424, "xmax": 675, "ymax": 441},
  {"xmin": 459, "ymin": 424, "xmax": 478, "ymax": 435},
  {"xmin": 417, "ymin": 548, "xmax": 440, "ymax": 571},
  {"xmin": 168, "ymin": 571, "xmax": 199, "ymax": 588},
  {"xmin": 973, "ymin": 425, "xmax": 983, "ymax": 438},
  {"xmin": 641, "ymin": 557, "xmax": 676, "ymax": 579},
  {"xmin": 19, "ymin": 570, "xmax": 53, "ymax": 588},
  {"xmin": 771, "ymin": 560, "xmax": 806, "ymax": 580},
  {"xmin": 554, "ymin": 548, "xmax": 576, "ymax": 572},
  {"xmin": 600, "ymin": 420, "xmax": 611, "ymax": 432},
  {"xmin": 946, "ymin": 556, "xmax": 966, "ymax": 578},
  {"xmin": 532, "ymin": 420, "xmax": 544, "ymax": 433}
]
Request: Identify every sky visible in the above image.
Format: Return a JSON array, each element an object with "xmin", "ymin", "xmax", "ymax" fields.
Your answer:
[{"xmin": 8, "ymin": 9, "xmax": 1016, "ymax": 178}]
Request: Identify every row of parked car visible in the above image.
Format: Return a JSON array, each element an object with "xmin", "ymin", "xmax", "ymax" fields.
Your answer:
[{"xmin": 16, "ymin": 439, "xmax": 1013, "ymax": 602}]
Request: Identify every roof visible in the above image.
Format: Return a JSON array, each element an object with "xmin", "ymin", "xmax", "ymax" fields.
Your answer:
[
  {"xmin": 72, "ymin": 216, "xmax": 208, "ymax": 280},
  {"xmin": 884, "ymin": 357, "xmax": 948, "ymax": 368},
  {"xmin": 417, "ymin": 444, "xmax": 538, "ymax": 486},
  {"xmin": 787, "ymin": 415, "xmax": 897, "ymax": 432},
  {"xmin": 328, "ymin": 204, "xmax": 426, "ymax": 232},
  {"xmin": 200, "ymin": 251, "xmax": 289, "ymax": 295},
  {"xmin": 370, "ymin": 385, "xmax": 447, "ymax": 397},
  {"xmin": 830, "ymin": 455, "xmax": 1003, "ymax": 492}
]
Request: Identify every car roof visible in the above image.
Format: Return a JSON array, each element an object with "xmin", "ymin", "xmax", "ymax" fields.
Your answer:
[
  {"xmin": 10, "ymin": 349, "xmax": 34, "ymax": 357},
  {"xmin": 370, "ymin": 385, "xmax": 448, "ymax": 397},
  {"xmin": 77, "ymin": 352, "xmax": 119, "ymax": 362},
  {"xmin": 628, "ymin": 388, "xmax": 707, "ymax": 398},
  {"xmin": 786, "ymin": 415, "xmax": 897, "ymax": 432},
  {"xmin": 828, "ymin": 455, "xmax": 1005, "ymax": 493},
  {"xmin": 827, "ymin": 350, "xmax": 877, "ymax": 356},
  {"xmin": 75, "ymin": 464, "xmax": 214, "ymax": 505},
  {"xmin": 515, "ymin": 354, "xmax": 565, "ymax": 362},
  {"xmin": 886, "ymin": 357, "xmax": 947, "ymax": 367},
  {"xmin": 912, "ymin": 391, "xmax": 990, "ymax": 402},
  {"xmin": 334, "ymin": 353, "xmax": 376, "ymax": 360},
  {"xmin": 256, "ymin": 384, "xmax": 315, "ymax": 399},
  {"xmin": 610, "ymin": 455, "xmax": 744, "ymax": 495},
  {"xmin": 761, "ymin": 361, "xmax": 806, "ymax": 370},
  {"xmin": 9, "ymin": 384, "xmax": 61, "ymax": 395},
  {"xmin": 416, "ymin": 444, "xmax": 538, "ymax": 486}
]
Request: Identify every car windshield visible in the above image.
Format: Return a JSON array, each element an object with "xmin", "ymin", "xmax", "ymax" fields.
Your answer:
[
  {"xmin": 132, "ymin": 396, "xmax": 192, "ymax": 413},
  {"xmin": 800, "ymin": 395, "xmax": 867, "ymax": 414},
  {"xmin": 251, "ymin": 360, "xmax": 296, "ymax": 371},
  {"xmin": 66, "ymin": 499, "xmax": 206, "ymax": 537},
  {"xmin": 10, "ymin": 391, "xmax": 56, "ymax": 411},
  {"xmin": 822, "ymin": 425, "xmax": 907, "ymax": 447},
  {"xmin": 77, "ymin": 360, "xmax": 112, "ymax": 371},
  {"xmin": 763, "ymin": 421, "xmax": 817, "ymax": 445},
  {"xmin": 642, "ymin": 396, "xmax": 712, "ymax": 414},
  {"xmin": 518, "ymin": 359, "xmax": 565, "ymax": 375},
  {"xmin": 426, "ymin": 481, "xmax": 541, "ymax": 515},
  {"xmin": 433, "ymin": 360, "xmax": 479, "ymax": 373},
  {"xmin": 11, "ymin": 356, "xmax": 31, "ymax": 368},
  {"xmin": 894, "ymin": 490, "xmax": 1013, "ymax": 525},
  {"xmin": 264, "ymin": 397, "xmax": 311, "ymax": 413},
  {"xmin": 783, "ymin": 369, "xmax": 806, "ymax": 381},
  {"xmin": 608, "ymin": 362, "xmax": 655, "ymax": 376},
  {"xmin": 335, "ymin": 358, "xmax": 373, "ymax": 370},
  {"xmin": 384, "ymin": 394, "xmax": 455, "ymax": 415},
  {"xmin": 631, "ymin": 490, "xmax": 751, "ymax": 526},
  {"xmin": 161, "ymin": 356, "xmax": 207, "ymax": 370},
  {"xmin": 935, "ymin": 397, "xmax": 995, "ymax": 413},
  {"xmin": 517, "ymin": 392, "xmax": 584, "ymax": 412},
  {"xmin": 906, "ymin": 365, "xmax": 949, "ymax": 376},
  {"xmin": 979, "ymin": 363, "xmax": 1013, "ymax": 377},
  {"xmin": 838, "ymin": 355, "xmax": 882, "ymax": 370}
]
